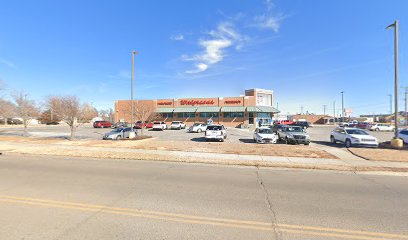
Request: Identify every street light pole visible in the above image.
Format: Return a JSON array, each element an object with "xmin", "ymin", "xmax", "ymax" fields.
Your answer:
[
  {"xmin": 387, "ymin": 20, "xmax": 399, "ymax": 139},
  {"xmin": 341, "ymin": 91, "xmax": 344, "ymax": 122},
  {"xmin": 131, "ymin": 50, "xmax": 138, "ymax": 129}
]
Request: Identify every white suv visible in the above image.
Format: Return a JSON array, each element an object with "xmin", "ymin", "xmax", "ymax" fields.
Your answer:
[
  {"xmin": 152, "ymin": 121, "xmax": 167, "ymax": 131},
  {"xmin": 170, "ymin": 121, "xmax": 186, "ymax": 130},
  {"xmin": 205, "ymin": 125, "xmax": 227, "ymax": 142},
  {"xmin": 330, "ymin": 127, "xmax": 378, "ymax": 148}
]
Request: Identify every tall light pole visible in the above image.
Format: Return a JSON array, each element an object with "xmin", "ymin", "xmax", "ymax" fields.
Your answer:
[
  {"xmin": 341, "ymin": 91, "xmax": 344, "ymax": 122},
  {"xmin": 387, "ymin": 20, "xmax": 399, "ymax": 139},
  {"xmin": 388, "ymin": 94, "xmax": 392, "ymax": 114},
  {"xmin": 131, "ymin": 50, "xmax": 138, "ymax": 129},
  {"xmin": 333, "ymin": 101, "xmax": 336, "ymax": 125}
]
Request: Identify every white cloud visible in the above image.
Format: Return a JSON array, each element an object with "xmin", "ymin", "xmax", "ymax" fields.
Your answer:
[
  {"xmin": 184, "ymin": 22, "xmax": 247, "ymax": 74},
  {"xmin": 254, "ymin": 15, "xmax": 282, "ymax": 33},
  {"xmin": 0, "ymin": 58, "xmax": 16, "ymax": 69},
  {"xmin": 185, "ymin": 63, "xmax": 208, "ymax": 74},
  {"xmin": 170, "ymin": 34, "xmax": 184, "ymax": 41}
]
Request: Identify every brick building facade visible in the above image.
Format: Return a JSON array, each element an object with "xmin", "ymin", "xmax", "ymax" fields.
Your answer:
[{"xmin": 114, "ymin": 88, "xmax": 279, "ymax": 128}]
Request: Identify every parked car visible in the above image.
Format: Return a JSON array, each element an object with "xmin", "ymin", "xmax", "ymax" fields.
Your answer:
[
  {"xmin": 93, "ymin": 121, "xmax": 112, "ymax": 128},
  {"xmin": 170, "ymin": 121, "xmax": 186, "ymax": 130},
  {"xmin": 188, "ymin": 123, "xmax": 207, "ymax": 133},
  {"xmin": 291, "ymin": 121, "xmax": 311, "ymax": 129},
  {"xmin": 253, "ymin": 127, "xmax": 278, "ymax": 144},
  {"xmin": 270, "ymin": 124, "xmax": 287, "ymax": 134},
  {"xmin": 134, "ymin": 121, "xmax": 152, "ymax": 129},
  {"xmin": 103, "ymin": 127, "xmax": 133, "ymax": 140},
  {"xmin": 6, "ymin": 118, "xmax": 23, "ymax": 125},
  {"xmin": 275, "ymin": 120, "xmax": 293, "ymax": 125},
  {"xmin": 205, "ymin": 124, "xmax": 227, "ymax": 142},
  {"xmin": 330, "ymin": 127, "xmax": 378, "ymax": 148},
  {"xmin": 369, "ymin": 123, "xmax": 394, "ymax": 132},
  {"xmin": 111, "ymin": 122, "xmax": 128, "ymax": 129},
  {"xmin": 152, "ymin": 121, "xmax": 167, "ymax": 131},
  {"xmin": 277, "ymin": 126, "xmax": 310, "ymax": 145},
  {"xmin": 398, "ymin": 129, "xmax": 408, "ymax": 144},
  {"xmin": 356, "ymin": 122, "xmax": 371, "ymax": 129}
]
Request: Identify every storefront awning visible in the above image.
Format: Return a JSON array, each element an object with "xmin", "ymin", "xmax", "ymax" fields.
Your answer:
[
  {"xmin": 221, "ymin": 106, "xmax": 246, "ymax": 112},
  {"xmin": 246, "ymin": 106, "xmax": 258, "ymax": 112},
  {"xmin": 257, "ymin": 106, "xmax": 280, "ymax": 113},
  {"xmin": 173, "ymin": 107, "xmax": 197, "ymax": 113},
  {"xmin": 196, "ymin": 106, "xmax": 220, "ymax": 112},
  {"xmin": 155, "ymin": 108, "xmax": 174, "ymax": 113}
]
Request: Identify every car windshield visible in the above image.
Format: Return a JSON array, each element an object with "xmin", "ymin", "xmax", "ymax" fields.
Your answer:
[
  {"xmin": 112, "ymin": 128, "xmax": 123, "ymax": 133},
  {"xmin": 172, "ymin": 122, "xmax": 180, "ymax": 124},
  {"xmin": 207, "ymin": 125, "xmax": 222, "ymax": 131},
  {"xmin": 153, "ymin": 122, "xmax": 160, "ymax": 124},
  {"xmin": 193, "ymin": 123, "xmax": 201, "ymax": 126},
  {"xmin": 259, "ymin": 128, "xmax": 273, "ymax": 134},
  {"xmin": 285, "ymin": 127, "xmax": 303, "ymax": 132},
  {"xmin": 346, "ymin": 129, "xmax": 368, "ymax": 135}
]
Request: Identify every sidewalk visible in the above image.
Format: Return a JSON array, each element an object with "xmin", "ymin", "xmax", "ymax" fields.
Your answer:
[{"xmin": 1, "ymin": 140, "xmax": 408, "ymax": 173}]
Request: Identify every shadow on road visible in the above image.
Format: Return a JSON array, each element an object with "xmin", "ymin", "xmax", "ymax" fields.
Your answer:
[
  {"xmin": 238, "ymin": 138, "xmax": 255, "ymax": 144},
  {"xmin": 190, "ymin": 137, "xmax": 207, "ymax": 142}
]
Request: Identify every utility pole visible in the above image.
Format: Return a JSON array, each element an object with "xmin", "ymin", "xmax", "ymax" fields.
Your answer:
[
  {"xmin": 131, "ymin": 50, "xmax": 138, "ymax": 129},
  {"xmin": 300, "ymin": 105, "xmax": 304, "ymax": 115},
  {"xmin": 387, "ymin": 20, "xmax": 399, "ymax": 139},
  {"xmin": 322, "ymin": 105, "xmax": 327, "ymax": 115},
  {"xmin": 405, "ymin": 87, "xmax": 408, "ymax": 126},
  {"xmin": 388, "ymin": 94, "xmax": 392, "ymax": 114}
]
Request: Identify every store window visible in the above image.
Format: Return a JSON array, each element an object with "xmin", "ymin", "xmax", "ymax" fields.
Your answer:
[
  {"xmin": 161, "ymin": 113, "xmax": 173, "ymax": 118},
  {"xmin": 257, "ymin": 112, "xmax": 271, "ymax": 118},
  {"xmin": 177, "ymin": 112, "xmax": 195, "ymax": 118},
  {"xmin": 223, "ymin": 112, "xmax": 244, "ymax": 118},
  {"xmin": 199, "ymin": 112, "xmax": 219, "ymax": 118}
]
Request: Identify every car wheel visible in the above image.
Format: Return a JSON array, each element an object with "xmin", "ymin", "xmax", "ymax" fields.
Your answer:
[
  {"xmin": 375, "ymin": 128, "xmax": 379, "ymax": 131},
  {"xmin": 345, "ymin": 139, "xmax": 352, "ymax": 148},
  {"xmin": 304, "ymin": 142, "xmax": 310, "ymax": 145},
  {"xmin": 116, "ymin": 135, "xmax": 122, "ymax": 140},
  {"xmin": 330, "ymin": 135, "xmax": 336, "ymax": 144},
  {"xmin": 285, "ymin": 137, "xmax": 289, "ymax": 144},
  {"xmin": 197, "ymin": 129, "xmax": 202, "ymax": 133},
  {"xmin": 221, "ymin": 138, "xmax": 224, "ymax": 142}
]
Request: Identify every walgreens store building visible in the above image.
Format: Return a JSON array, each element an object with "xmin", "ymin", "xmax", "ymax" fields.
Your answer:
[{"xmin": 114, "ymin": 88, "xmax": 279, "ymax": 128}]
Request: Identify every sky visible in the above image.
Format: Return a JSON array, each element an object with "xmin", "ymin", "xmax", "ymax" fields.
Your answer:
[{"xmin": 0, "ymin": 0, "xmax": 407, "ymax": 116}]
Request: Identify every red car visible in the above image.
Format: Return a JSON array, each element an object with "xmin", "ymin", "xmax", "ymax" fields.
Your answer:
[
  {"xmin": 276, "ymin": 120, "xmax": 294, "ymax": 125},
  {"xmin": 134, "ymin": 121, "xmax": 154, "ymax": 129},
  {"xmin": 93, "ymin": 121, "xmax": 112, "ymax": 128}
]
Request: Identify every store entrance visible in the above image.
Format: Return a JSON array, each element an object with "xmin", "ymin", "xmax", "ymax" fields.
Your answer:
[{"xmin": 257, "ymin": 113, "xmax": 272, "ymax": 127}]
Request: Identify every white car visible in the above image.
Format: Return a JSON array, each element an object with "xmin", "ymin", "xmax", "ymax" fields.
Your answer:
[
  {"xmin": 152, "ymin": 121, "xmax": 167, "ymax": 131},
  {"xmin": 170, "ymin": 121, "xmax": 186, "ymax": 130},
  {"xmin": 398, "ymin": 129, "xmax": 408, "ymax": 144},
  {"xmin": 189, "ymin": 123, "xmax": 207, "ymax": 133},
  {"xmin": 253, "ymin": 127, "xmax": 278, "ymax": 144},
  {"xmin": 205, "ymin": 125, "xmax": 227, "ymax": 142},
  {"xmin": 369, "ymin": 123, "xmax": 394, "ymax": 132},
  {"xmin": 103, "ymin": 127, "xmax": 133, "ymax": 140},
  {"xmin": 330, "ymin": 127, "xmax": 378, "ymax": 148}
]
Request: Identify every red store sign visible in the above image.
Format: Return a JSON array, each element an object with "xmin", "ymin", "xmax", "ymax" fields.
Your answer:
[
  {"xmin": 158, "ymin": 102, "xmax": 172, "ymax": 106},
  {"xmin": 180, "ymin": 99, "xmax": 215, "ymax": 106},
  {"xmin": 224, "ymin": 100, "xmax": 241, "ymax": 104}
]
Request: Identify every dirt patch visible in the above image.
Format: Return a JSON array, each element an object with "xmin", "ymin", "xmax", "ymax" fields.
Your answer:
[{"xmin": 348, "ymin": 147, "xmax": 408, "ymax": 162}]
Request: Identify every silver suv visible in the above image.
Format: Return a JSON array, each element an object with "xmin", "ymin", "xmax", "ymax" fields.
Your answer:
[{"xmin": 277, "ymin": 126, "xmax": 310, "ymax": 145}]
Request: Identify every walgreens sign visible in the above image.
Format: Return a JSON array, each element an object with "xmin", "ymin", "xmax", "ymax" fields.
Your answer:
[{"xmin": 180, "ymin": 99, "xmax": 215, "ymax": 106}]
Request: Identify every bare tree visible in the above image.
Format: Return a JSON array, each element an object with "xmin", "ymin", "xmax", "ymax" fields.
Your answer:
[
  {"xmin": 47, "ymin": 95, "xmax": 97, "ymax": 140},
  {"xmin": 98, "ymin": 108, "xmax": 114, "ymax": 122},
  {"xmin": 13, "ymin": 92, "xmax": 39, "ymax": 136},
  {"xmin": 0, "ymin": 99, "xmax": 16, "ymax": 125},
  {"xmin": 133, "ymin": 101, "xmax": 159, "ymax": 135}
]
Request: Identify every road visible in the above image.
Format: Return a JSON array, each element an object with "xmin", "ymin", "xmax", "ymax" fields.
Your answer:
[{"xmin": 0, "ymin": 154, "xmax": 407, "ymax": 240}]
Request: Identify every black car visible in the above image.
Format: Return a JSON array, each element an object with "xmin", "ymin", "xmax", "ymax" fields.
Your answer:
[
  {"xmin": 291, "ymin": 121, "xmax": 311, "ymax": 129},
  {"xmin": 270, "ymin": 124, "xmax": 288, "ymax": 134}
]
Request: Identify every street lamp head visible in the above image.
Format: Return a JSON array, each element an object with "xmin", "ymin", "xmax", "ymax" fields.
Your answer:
[
  {"xmin": 132, "ymin": 51, "xmax": 138, "ymax": 55},
  {"xmin": 386, "ymin": 20, "xmax": 397, "ymax": 30}
]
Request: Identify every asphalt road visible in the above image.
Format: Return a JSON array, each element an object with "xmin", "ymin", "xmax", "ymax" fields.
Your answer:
[{"xmin": 0, "ymin": 154, "xmax": 407, "ymax": 240}]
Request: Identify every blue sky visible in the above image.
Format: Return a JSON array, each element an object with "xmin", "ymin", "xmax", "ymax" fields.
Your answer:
[{"xmin": 0, "ymin": 0, "xmax": 407, "ymax": 116}]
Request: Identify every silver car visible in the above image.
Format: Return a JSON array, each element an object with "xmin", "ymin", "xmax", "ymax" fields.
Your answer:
[
  {"xmin": 189, "ymin": 123, "xmax": 207, "ymax": 133},
  {"xmin": 277, "ymin": 126, "xmax": 310, "ymax": 145},
  {"xmin": 103, "ymin": 127, "xmax": 133, "ymax": 140}
]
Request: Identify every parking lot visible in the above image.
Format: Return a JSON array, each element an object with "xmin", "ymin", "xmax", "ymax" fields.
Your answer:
[{"xmin": 0, "ymin": 123, "xmax": 395, "ymax": 145}]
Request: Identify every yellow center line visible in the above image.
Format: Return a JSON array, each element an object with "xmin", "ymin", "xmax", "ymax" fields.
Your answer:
[{"xmin": 0, "ymin": 195, "xmax": 406, "ymax": 240}]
